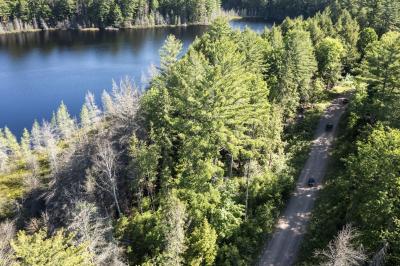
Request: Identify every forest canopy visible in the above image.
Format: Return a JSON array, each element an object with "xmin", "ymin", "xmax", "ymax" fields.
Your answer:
[{"xmin": 0, "ymin": 0, "xmax": 400, "ymax": 265}]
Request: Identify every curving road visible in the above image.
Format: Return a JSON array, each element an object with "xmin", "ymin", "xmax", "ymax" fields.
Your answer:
[{"xmin": 258, "ymin": 96, "xmax": 348, "ymax": 266}]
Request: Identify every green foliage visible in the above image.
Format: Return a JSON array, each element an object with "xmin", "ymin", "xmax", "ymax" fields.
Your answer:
[
  {"xmin": 357, "ymin": 27, "xmax": 378, "ymax": 58},
  {"xmin": 279, "ymin": 28, "xmax": 317, "ymax": 116},
  {"xmin": 332, "ymin": 0, "xmax": 400, "ymax": 34},
  {"xmin": 222, "ymin": 0, "xmax": 331, "ymax": 20},
  {"xmin": 316, "ymin": 37, "xmax": 345, "ymax": 88},
  {"xmin": 159, "ymin": 35, "xmax": 183, "ymax": 73},
  {"xmin": 335, "ymin": 10, "xmax": 360, "ymax": 71},
  {"xmin": 11, "ymin": 230, "xmax": 93, "ymax": 266},
  {"xmin": 345, "ymin": 127, "xmax": 400, "ymax": 263},
  {"xmin": 56, "ymin": 101, "xmax": 75, "ymax": 139},
  {"xmin": 2, "ymin": 0, "xmax": 220, "ymax": 28},
  {"xmin": 360, "ymin": 31, "xmax": 400, "ymax": 96},
  {"xmin": 115, "ymin": 211, "xmax": 163, "ymax": 264},
  {"xmin": 121, "ymin": 19, "xmax": 288, "ymax": 264},
  {"xmin": 187, "ymin": 219, "xmax": 218, "ymax": 266},
  {"xmin": 359, "ymin": 31, "xmax": 400, "ymax": 127},
  {"xmin": 4, "ymin": 127, "xmax": 21, "ymax": 159}
]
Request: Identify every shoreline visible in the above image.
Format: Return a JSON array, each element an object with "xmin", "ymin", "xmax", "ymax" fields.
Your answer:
[{"xmin": 0, "ymin": 16, "xmax": 271, "ymax": 35}]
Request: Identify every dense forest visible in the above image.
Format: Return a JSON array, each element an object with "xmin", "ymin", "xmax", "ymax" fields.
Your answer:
[
  {"xmin": 222, "ymin": 0, "xmax": 332, "ymax": 20},
  {"xmin": 0, "ymin": 0, "xmax": 400, "ymax": 265},
  {"xmin": 0, "ymin": 0, "xmax": 222, "ymax": 32}
]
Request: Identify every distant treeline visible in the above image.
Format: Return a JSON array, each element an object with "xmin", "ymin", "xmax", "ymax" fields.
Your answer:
[
  {"xmin": 0, "ymin": 0, "xmax": 221, "ymax": 32},
  {"xmin": 222, "ymin": 0, "xmax": 400, "ymax": 34},
  {"xmin": 222, "ymin": 0, "xmax": 332, "ymax": 20}
]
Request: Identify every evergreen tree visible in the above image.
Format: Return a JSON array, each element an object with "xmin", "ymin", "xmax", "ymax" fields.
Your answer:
[
  {"xmin": 4, "ymin": 127, "xmax": 20, "ymax": 159},
  {"xmin": 0, "ymin": 129, "xmax": 9, "ymax": 173},
  {"xmin": 159, "ymin": 34, "xmax": 183, "ymax": 73},
  {"xmin": 80, "ymin": 105, "xmax": 91, "ymax": 129},
  {"xmin": 20, "ymin": 128, "xmax": 31, "ymax": 156},
  {"xmin": 31, "ymin": 120, "xmax": 42, "ymax": 151},
  {"xmin": 158, "ymin": 193, "xmax": 187, "ymax": 265},
  {"xmin": 101, "ymin": 90, "xmax": 114, "ymax": 115},
  {"xmin": 316, "ymin": 37, "xmax": 345, "ymax": 88},
  {"xmin": 84, "ymin": 92, "xmax": 101, "ymax": 125},
  {"xmin": 346, "ymin": 127, "xmax": 400, "ymax": 264},
  {"xmin": 188, "ymin": 219, "xmax": 218, "ymax": 266},
  {"xmin": 56, "ymin": 101, "xmax": 75, "ymax": 139},
  {"xmin": 360, "ymin": 31, "xmax": 400, "ymax": 96},
  {"xmin": 11, "ymin": 230, "xmax": 93, "ymax": 266},
  {"xmin": 357, "ymin": 27, "xmax": 378, "ymax": 59},
  {"xmin": 278, "ymin": 29, "xmax": 317, "ymax": 116},
  {"xmin": 335, "ymin": 10, "xmax": 360, "ymax": 71}
]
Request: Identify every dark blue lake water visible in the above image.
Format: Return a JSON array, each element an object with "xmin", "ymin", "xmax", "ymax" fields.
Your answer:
[{"xmin": 0, "ymin": 19, "xmax": 270, "ymax": 137}]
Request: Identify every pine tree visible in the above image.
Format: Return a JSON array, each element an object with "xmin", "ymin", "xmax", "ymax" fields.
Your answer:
[
  {"xmin": 159, "ymin": 35, "xmax": 183, "ymax": 73},
  {"xmin": 316, "ymin": 37, "xmax": 345, "ymax": 88},
  {"xmin": 11, "ymin": 230, "xmax": 93, "ymax": 266},
  {"xmin": 80, "ymin": 105, "xmax": 91, "ymax": 129},
  {"xmin": 4, "ymin": 127, "xmax": 20, "ymax": 159},
  {"xmin": 101, "ymin": 90, "xmax": 114, "ymax": 115},
  {"xmin": 357, "ymin": 27, "xmax": 378, "ymax": 59},
  {"xmin": 335, "ymin": 10, "xmax": 360, "ymax": 71},
  {"xmin": 20, "ymin": 128, "xmax": 31, "ymax": 156},
  {"xmin": 188, "ymin": 219, "xmax": 218, "ymax": 266},
  {"xmin": 31, "ymin": 120, "xmax": 42, "ymax": 151},
  {"xmin": 84, "ymin": 92, "xmax": 101, "ymax": 125},
  {"xmin": 41, "ymin": 121, "xmax": 59, "ymax": 173},
  {"xmin": 278, "ymin": 29, "xmax": 317, "ymax": 117},
  {"xmin": 56, "ymin": 101, "xmax": 75, "ymax": 139},
  {"xmin": 360, "ymin": 31, "xmax": 400, "ymax": 96},
  {"xmin": 158, "ymin": 193, "xmax": 187, "ymax": 265},
  {"xmin": 0, "ymin": 129, "xmax": 9, "ymax": 173}
]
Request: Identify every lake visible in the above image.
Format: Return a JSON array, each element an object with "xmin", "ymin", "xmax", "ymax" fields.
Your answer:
[{"xmin": 0, "ymin": 19, "xmax": 270, "ymax": 137}]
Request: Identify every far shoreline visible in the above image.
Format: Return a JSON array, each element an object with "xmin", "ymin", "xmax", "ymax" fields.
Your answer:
[{"xmin": 0, "ymin": 16, "xmax": 276, "ymax": 36}]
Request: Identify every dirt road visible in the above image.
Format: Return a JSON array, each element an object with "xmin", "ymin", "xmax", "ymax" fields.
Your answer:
[{"xmin": 258, "ymin": 96, "xmax": 348, "ymax": 266}]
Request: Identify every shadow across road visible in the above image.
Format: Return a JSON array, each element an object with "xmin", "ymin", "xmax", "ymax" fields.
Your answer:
[{"xmin": 258, "ymin": 97, "xmax": 349, "ymax": 266}]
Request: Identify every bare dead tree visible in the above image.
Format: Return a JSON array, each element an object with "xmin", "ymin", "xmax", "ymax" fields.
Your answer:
[
  {"xmin": 25, "ymin": 212, "xmax": 50, "ymax": 234},
  {"xmin": 68, "ymin": 201, "xmax": 126, "ymax": 266},
  {"xmin": 0, "ymin": 220, "xmax": 15, "ymax": 266},
  {"xmin": 370, "ymin": 243, "xmax": 389, "ymax": 266},
  {"xmin": 92, "ymin": 138, "xmax": 122, "ymax": 216},
  {"xmin": 85, "ymin": 91, "xmax": 102, "ymax": 125},
  {"xmin": 106, "ymin": 78, "xmax": 141, "ymax": 145},
  {"xmin": 23, "ymin": 175, "xmax": 41, "ymax": 193},
  {"xmin": 315, "ymin": 224, "xmax": 367, "ymax": 266}
]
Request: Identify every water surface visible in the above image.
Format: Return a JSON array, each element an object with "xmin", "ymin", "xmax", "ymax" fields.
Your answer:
[{"xmin": 0, "ymin": 20, "xmax": 271, "ymax": 136}]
